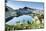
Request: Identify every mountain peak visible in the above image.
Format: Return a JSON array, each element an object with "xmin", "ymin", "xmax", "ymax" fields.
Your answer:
[{"xmin": 23, "ymin": 7, "xmax": 29, "ymax": 9}]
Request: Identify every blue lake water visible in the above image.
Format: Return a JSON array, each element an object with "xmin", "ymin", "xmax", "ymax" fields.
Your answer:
[{"xmin": 6, "ymin": 15, "xmax": 33, "ymax": 25}]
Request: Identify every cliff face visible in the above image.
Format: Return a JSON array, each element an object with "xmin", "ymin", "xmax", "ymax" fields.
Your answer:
[{"xmin": 5, "ymin": 6, "xmax": 17, "ymax": 18}]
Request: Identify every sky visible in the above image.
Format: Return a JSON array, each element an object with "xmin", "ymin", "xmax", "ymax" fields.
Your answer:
[
  {"xmin": 8, "ymin": 0, "xmax": 44, "ymax": 2},
  {"xmin": 6, "ymin": 0, "xmax": 44, "ymax": 10}
]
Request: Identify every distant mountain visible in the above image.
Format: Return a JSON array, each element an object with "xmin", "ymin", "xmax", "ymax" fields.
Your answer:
[
  {"xmin": 15, "ymin": 7, "xmax": 44, "ymax": 16},
  {"xmin": 5, "ymin": 6, "xmax": 44, "ymax": 23},
  {"xmin": 5, "ymin": 6, "xmax": 17, "ymax": 18},
  {"xmin": 5, "ymin": 6, "xmax": 35, "ymax": 18},
  {"xmin": 15, "ymin": 7, "xmax": 35, "ymax": 16}
]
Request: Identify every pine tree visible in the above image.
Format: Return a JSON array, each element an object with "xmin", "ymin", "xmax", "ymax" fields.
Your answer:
[{"xmin": 27, "ymin": 20, "xmax": 31, "ymax": 24}]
